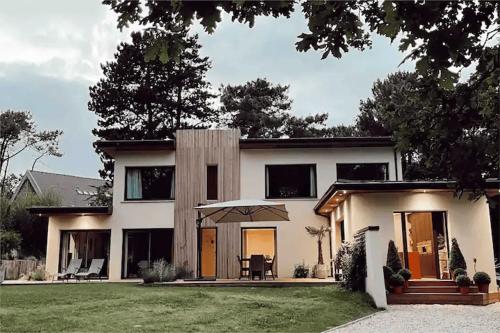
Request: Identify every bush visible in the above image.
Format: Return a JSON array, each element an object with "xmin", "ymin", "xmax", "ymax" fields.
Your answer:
[
  {"xmin": 398, "ymin": 268, "xmax": 412, "ymax": 281},
  {"xmin": 456, "ymin": 275, "xmax": 471, "ymax": 287},
  {"xmin": 383, "ymin": 266, "xmax": 394, "ymax": 280},
  {"xmin": 386, "ymin": 240, "xmax": 402, "ymax": 273},
  {"xmin": 29, "ymin": 265, "xmax": 47, "ymax": 281},
  {"xmin": 449, "ymin": 238, "xmax": 467, "ymax": 271},
  {"xmin": 341, "ymin": 239, "xmax": 366, "ymax": 292},
  {"xmin": 142, "ymin": 269, "xmax": 160, "ymax": 284},
  {"xmin": 453, "ymin": 268, "xmax": 467, "ymax": 277},
  {"xmin": 0, "ymin": 229, "xmax": 21, "ymax": 258},
  {"xmin": 334, "ymin": 242, "xmax": 351, "ymax": 274},
  {"xmin": 473, "ymin": 272, "xmax": 491, "ymax": 285},
  {"xmin": 389, "ymin": 273, "xmax": 405, "ymax": 287},
  {"xmin": 152, "ymin": 259, "xmax": 176, "ymax": 282},
  {"xmin": 293, "ymin": 263, "xmax": 309, "ymax": 278}
]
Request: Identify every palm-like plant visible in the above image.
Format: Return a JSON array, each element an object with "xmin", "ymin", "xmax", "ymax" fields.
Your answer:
[{"xmin": 305, "ymin": 225, "xmax": 331, "ymax": 265}]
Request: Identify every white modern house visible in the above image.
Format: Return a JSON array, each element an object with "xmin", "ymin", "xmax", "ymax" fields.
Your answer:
[{"xmin": 29, "ymin": 129, "xmax": 499, "ymax": 295}]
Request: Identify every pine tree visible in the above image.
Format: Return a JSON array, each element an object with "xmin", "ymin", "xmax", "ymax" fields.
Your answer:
[
  {"xmin": 449, "ymin": 238, "xmax": 467, "ymax": 271},
  {"xmin": 89, "ymin": 30, "xmax": 217, "ymax": 180},
  {"xmin": 386, "ymin": 240, "xmax": 403, "ymax": 273}
]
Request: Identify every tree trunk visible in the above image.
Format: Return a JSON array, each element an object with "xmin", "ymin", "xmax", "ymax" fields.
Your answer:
[{"xmin": 318, "ymin": 239, "xmax": 324, "ymax": 265}]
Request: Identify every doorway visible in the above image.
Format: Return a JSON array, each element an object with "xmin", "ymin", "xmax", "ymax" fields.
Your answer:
[
  {"xmin": 394, "ymin": 212, "xmax": 449, "ymax": 279},
  {"xmin": 201, "ymin": 228, "xmax": 217, "ymax": 278}
]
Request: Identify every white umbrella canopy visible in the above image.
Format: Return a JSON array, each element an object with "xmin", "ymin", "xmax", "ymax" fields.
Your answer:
[{"xmin": 194, "ymin": 199, "xmax": 290, "ymax": 223}]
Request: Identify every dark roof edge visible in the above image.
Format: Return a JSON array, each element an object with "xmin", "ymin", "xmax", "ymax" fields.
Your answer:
[
  {"xmin": 314, "ymin": 179, "xmax": 500, "ymax": 215},
  {"xmin": 27, "ymin": 206, "xmax": 112, "ymax": 216},
  {"xmin": 94, "ymin": 140, "xmax": 175, "ymax": 149},
  {"xmin": 240, "ymin": 136, "xmax": 394, "ymax": 149}
]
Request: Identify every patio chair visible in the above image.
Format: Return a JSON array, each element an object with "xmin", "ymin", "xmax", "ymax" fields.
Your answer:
[
  {"xmin": 249, "ymin": 255, "xmax": 265, "ymax": 280},
  {"xmin": 56, "ymin": 258, "xmax": 82, "ymax": 281},
  {"xmin": 75, "ymin": 259, "xmax": 105, "ymax": 281},
  {"xmin": 264, "ymin": 256, "xmax": 276, "ymax": 280},
  {"xmin": 237, "ymin": 255, "xmax": 250, "ymax": 280}
]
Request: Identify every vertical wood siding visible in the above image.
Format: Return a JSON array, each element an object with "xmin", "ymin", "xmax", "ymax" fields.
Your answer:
[{"xmin": 174, "ymin": 129, "xmax": 241, "ymax": 278}]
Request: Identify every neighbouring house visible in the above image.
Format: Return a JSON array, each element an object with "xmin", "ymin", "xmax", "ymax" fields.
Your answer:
[
  {"xmin": 28, "ymin": 129, "xmax": 499, "ymax": 290},
  {"xmin": 12, "ymin": 170, "xmax": 106, "ymax": 206}
]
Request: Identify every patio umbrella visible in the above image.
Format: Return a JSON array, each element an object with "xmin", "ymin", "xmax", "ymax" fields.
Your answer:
[
  {"xmin": 191, "ymin": 199, "xmax": 289, "ymax": 280},
  {"xmin": 194, "ymin": 199, "xmax": 290, "ymax": 223}
]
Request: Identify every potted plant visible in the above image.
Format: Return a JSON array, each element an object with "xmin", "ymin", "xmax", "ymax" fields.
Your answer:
[
  {"xmin": 383, "ymin": 266, "xmax": 394, "ymax": 291},
  {"xmin": 398, "ymin": 268, "xmax": 412, "ymax": 289},
  {"xmin": 389, "ymin": 273, "xmax": 405, "ymax": 294},
  {"xmin": 293, "ymin": 263, "xmax": 309, "ymax": 278},
  {"xmin": 305, "ymin": 225, "xmax": 331, "ymax": 279},
  {"xmin": 453, "ymin": 268, "xmax": 467, "ymax": 278},
  {"xmin": 473, "ymin": 272, "xmax": 491, "ymax": 293},
  {"xmin": 456, "ymin": 275, "xmax": 472, "ymax": 295},
  {"xmin": 449, "ymin": 238, "xmax": 467, "ymax": 278},
  {"xmin": 386, "ymin": 240, "xmax": 403, "ymax": 273}
]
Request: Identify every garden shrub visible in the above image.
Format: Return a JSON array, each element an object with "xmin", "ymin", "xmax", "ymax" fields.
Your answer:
[
  {"xmin": 341, "ymin": 238, "xmax": 366, "ymax": 292},
  {"xmin": 473, "ymin": 272, "xmax": 491, "ymax": 285},
  {"xmin": 398, "ymin": 268, "xmax": 411, "ymax": 281},
  {"xmin": 449, "ymin": 238, "xmax": 466, "ymax": 271},
  {"xmin": 29, "ymin": 265, "xmax": 47, "ymax": 281},
  {"xmin": 152, "ymin": 259, "xmax": 176, "ymax": 282},
  {"xmin": 456, "ymin": 275, "xmax": 471, "ymax": 287},
  {"xmin": 334, "ymin": 242, "xmax": 351, "ymax": 276},
  {"xmin": 386, "ymin": 240, "xmax": 402, "ymax": 273},
  {"xmin": 142, "ymin": 269, "xmax": 160, "ymax": 284},
  {"xmin": 389, "ymin": 273, "xmax": 405, "ymax": 287},
  {"xmin": 383, "ymin": 266, "xmax": 394, "ymax": 280},
  {"xmin": 293, "ymin": 263, "xmax": 309, "ymax": 278},
  {"xmin": 453, "ymin": 268, "xmax": 467, "ymax": 277}
]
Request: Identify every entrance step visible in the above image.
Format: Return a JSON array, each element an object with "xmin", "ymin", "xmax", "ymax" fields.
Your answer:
[
  {"xmin": 408, "ymin": 279, "xmax": 455, "ymax": 287},
  {"xmin": 405, "ymin": 285, "xmax": 479, "ymax": 294},
  {"xmin": 387, "ymin": 292, "xmax": 487, "ymax": 305}
]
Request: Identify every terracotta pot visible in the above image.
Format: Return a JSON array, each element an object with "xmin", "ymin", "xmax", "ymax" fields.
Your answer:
[
  {"xmin": 404, "ymin": 280, "xmax": 409, "ymax": 289},
  {"xmin": 392, "ymin": 286, "xmax": 404, "ymax": 294},
  {"xmin": 315, "ymin": 264, "xmax": 327, "ymax": 279},
  {"xmin": 459, "ymin": 286, "xmax": 470, "ymax": 295},
  {"xmin": 477, "ymin": 283, "xmax": 489, "ymax": 293}
]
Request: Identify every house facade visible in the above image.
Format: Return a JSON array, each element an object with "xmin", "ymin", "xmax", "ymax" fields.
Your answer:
[{"xmin": 30, "ymin": 129, "xmax": 498, "ymax": 290}]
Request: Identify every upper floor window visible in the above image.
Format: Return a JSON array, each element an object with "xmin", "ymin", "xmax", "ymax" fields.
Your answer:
[
  {"xmin": 265, "ymin": 164, "xmax": 317, "ymax": 199},
  {"xmin": 125, "ymin": 166, "xmax": 175, "ymax": 200},
  {"xmin": 336, "ymin": 163, "xmax": 389, "ymax": 181},
  {"xmin": 207, "ymin": 165, "xmax": 218, "ymax": 200}
]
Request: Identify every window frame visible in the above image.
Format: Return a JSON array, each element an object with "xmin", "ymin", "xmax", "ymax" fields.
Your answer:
[
  {"xmin": 335, "ymin": 162, "xmax": 390, "ymax": 182},
  {"xmin": 124, "ymin": 165, "xmax": 175, "ymax": 201},
  {"xmin": 206, "ymin": 164, "xmax": 218, "ymax": 201},
  {"xmin": 265, "ymin": 164, "xmax": 317, "ymax": 199}
]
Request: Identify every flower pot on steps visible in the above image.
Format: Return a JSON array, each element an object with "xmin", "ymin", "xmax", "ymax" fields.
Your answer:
[
  {"xmin": 477, "ymin": 283, "xmax": 489, "ymax": 293},
  {"xmin": 459, "ymin": 286, "xmax": 470, "ymax": 295},
  {"xmin": 392, "ymin": 286, "xmax": 404, "ymax": 294}
]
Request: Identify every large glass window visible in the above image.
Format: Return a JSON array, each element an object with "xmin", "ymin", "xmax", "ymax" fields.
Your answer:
[
  {"xmin": 265, "ymin": 164, "xmax": 317, "ymax": 199},
  {"xmin": 207, "ymin": 165, "xmax": 218, "ymax": 200},
  {"xmin": 336, "ymin": 163, "xmax": 389, "ymax": 181},
  {"xmin": 122, "ymin": 229, "xmax": 174, "ymax": 278},
  {"xmin": 125, "ymin": 166, "xmax": 175, "ymax": 200}
]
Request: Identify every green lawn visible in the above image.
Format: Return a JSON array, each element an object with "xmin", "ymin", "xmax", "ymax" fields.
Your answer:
[{"xmin": 0, "ymin": 284, "xmax": 377, "ymax": 332}]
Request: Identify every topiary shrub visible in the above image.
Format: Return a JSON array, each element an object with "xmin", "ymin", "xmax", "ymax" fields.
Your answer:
[
  {"xmin": 456, "ymin": 275, "xmax": 471, "ymax": 287},
  {"xmin": 449, "ymin": 238, "xmax": 467, "ymax": 272},
  {"xmin": 386, "ymin": 240, "xmax": 402, "ymax": 273},
  {"xmin": 341, "ymin": 239, "xmax": 366, "ymax": 292},
  {"xmin": 473, "ymin": 272, "xmax": 491, "ymax": 285},
  {"xmin": 453, "ymin": 268, "xmax": 467, "ymax": 277},
  {"xmin": 389, "ymin": 273, "xmax": 405, "ymax": 287},
  {"xmin": 383, "ymin": 266, "xmax": 394, "ymax": 280},
  {"xmin": 398, "ymin": 268, "xmax": 412, "ymax": 281}
]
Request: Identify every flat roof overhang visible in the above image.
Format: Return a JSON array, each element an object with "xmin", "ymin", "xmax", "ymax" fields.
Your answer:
[
  {"xmin": 27, "ymin": 206, "xmax": 112, "ymax": 216},
  {"xmin": 239, "ymin": 136, "xmax": 394, "ymax": 149},
  {"xmin": 94, "ymin": 140, "xmax": 175, "ymax": 157},
  {"xmin": 315, "ymin": 179, "xmax": 500, "ymax": 217}
]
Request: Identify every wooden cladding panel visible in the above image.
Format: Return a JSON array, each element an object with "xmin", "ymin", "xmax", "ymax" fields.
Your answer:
[{"xmin": 174, "ymin": 129, "xmax": 241, "ymax": 278}]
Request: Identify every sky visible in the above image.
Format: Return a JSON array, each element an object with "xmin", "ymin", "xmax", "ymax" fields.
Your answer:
[{"xmin": 0, "ymin": 0, "xmax": 416, "ymax": 179}]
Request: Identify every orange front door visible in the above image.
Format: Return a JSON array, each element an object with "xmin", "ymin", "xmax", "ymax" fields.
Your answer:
[{"xmin": 201, "ymin": 228, "xmax": 216, "ymax": 277}]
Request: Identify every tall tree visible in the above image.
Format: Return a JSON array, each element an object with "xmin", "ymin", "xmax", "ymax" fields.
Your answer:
[
  {"xmin": 89, "ymin": 30, "xmax": 217, "ymax": 180},
  {"xmin": 105, "ymin": 1, "xmax": 499, "ymax": 87},
  {"xmin": 220, "ymin": 78, "xmax": 352, "ymax": 138},
  {"xmin": 0, "ymin": 110, "xmax": 62, "ymax": 194}
]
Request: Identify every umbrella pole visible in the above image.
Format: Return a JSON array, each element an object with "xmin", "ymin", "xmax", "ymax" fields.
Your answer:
[{"xmin": 196, "ymin": 209, "xmax": 202, "ymax": 279}]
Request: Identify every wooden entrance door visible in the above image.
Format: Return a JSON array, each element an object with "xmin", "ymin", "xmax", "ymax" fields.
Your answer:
[{"xmin": 201, "ymin": 228, "xmax": 217, "ymax": 278}]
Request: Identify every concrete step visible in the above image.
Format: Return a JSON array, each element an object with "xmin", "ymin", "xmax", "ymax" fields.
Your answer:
[
  {"xmin": 387, "ymin": 292, "xmax": 487, "ymax": 305},
  {"xmin": 405, "ymin": 285, "xmax": 479, "ymax": 294},
  {"xmin": 408, "ymin": 279, "xmax": 455, "ymax": 287}
]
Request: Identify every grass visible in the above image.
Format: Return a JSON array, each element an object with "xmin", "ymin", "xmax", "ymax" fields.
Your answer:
[{"xmin": 0, "ymin": 283, "xmax": 377, "ymax": 332}]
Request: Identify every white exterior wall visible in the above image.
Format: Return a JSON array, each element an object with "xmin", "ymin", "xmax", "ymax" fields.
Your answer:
[
  {"xmin": 240, "ymin": 147, "xmax": 397, "ymax": 277},
  {"xmin": 45, "ymin": 151, "xmax": 175, "ymax": 281},
  {"xmin": 335, "ymin": 192, "xmax": 497, "ymax": 292}
]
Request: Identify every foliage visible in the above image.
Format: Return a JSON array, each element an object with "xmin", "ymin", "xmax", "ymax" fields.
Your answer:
[
  {"xmin": 383, "ymin": 266, "xmax": 394, "ymax": 281},
  {"xmin": 341, "ymin": 239, "xmax": 366, "ymax": 292},
  {"xmin": 105, "ymin": 1, "xmax": 499, "ymax": 88},
  {"xmin": 89, "ymin": 30, "xmax": 217, "ymax": 180},
  {"xmin": 29, "ymin": 265, "xmax": 47, "ymax": 281},
  {"xmin": 88, "ymin": 183, "xmax": 113, "ymax": 207},
  {"xmin": 1, "ymin": 192, "xmax": 60, "ymax": 258},
  {"xmin": 334, "ymin": 242, "xmax": 351, "ymax": 274},
  {"xmin": 0, "ymin": 229, "xmax": 21, "ymax": 258},
  {"xmin": 0, "ymin": 173, "xmax": 21, "ymax": 199},
  {"xmin": 388, "ymin": 273, "xmax": 405, "ymax": 287},
  {"xmin": 0, "ymin": 284, "xmax": 378, "ymax": 332},
  {"xmin": 398, "ymin": 268, "xmax": 412, "ymax": 281},
  {"xmin": 0, "ymin": 110, "xmax": 62, "ymax": 191},
  {"xmin": 141, "ymin": 269, "xmax": 159, "ymax": 284},
  {"xmin": 141, "ymin": 260, "xmax": 192, "ymax": 283},
  {"xmin": 293, "ymin": 263, "xmax": 309, "ymax": 278},
  {"xmin": 473, "ymin": 272, "xmax": 491, "ymax": 285},
  {"xmin": 305, "ymin": 224, "xmax": 331, "ymax": 265},
  {"xmin": 449, "ymin": 238, "xmax": 467, "ymax": 272},
  {"xmin": 453, "ymin": 268, "xmax": 467, "ymax": 278},
  {"xmin": 455, "ymin": 275, "xmax": 471, "ymax": 287},
  {"xmin": 386, "ymin": 240, "xmax": 403, "ymax": 273}
]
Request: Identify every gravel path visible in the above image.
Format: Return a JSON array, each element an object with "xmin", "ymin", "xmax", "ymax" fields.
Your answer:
[{"xmin": 329, "ymin": 303, "xmax": 500, "ymax": 333}]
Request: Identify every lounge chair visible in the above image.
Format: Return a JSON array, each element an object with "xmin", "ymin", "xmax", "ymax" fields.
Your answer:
[
  {"xmin": 75, "ymin": 259, "xmax": 105, "ymax": 281},
  {"xmin": 57, "ymin": 258, "xmax": 82, "ymax": 281}
]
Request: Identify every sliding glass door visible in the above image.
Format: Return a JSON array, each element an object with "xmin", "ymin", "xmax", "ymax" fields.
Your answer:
[{"xmin": 122, "ymin": 229, "xmax": 174, "ymax": 278}]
